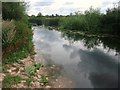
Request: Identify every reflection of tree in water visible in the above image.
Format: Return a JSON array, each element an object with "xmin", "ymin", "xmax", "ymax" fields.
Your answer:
[
  {"xmin": 62, "ymin": 43, "xmax": 119, "ymax": 88},
  {"xmin": 77, "ymin": 49, "xmax": 119, "ymax": 88},
  {"xmin": 82, "ymin": 37, "xmax": 100, "ymax": 49},
  {"xmin": 41, "ymin": 52, "xmax": 64, "ymax": 77},
  {"xmin": 61, "ymin": 30, "xmax": 120, "ymax": 55}
]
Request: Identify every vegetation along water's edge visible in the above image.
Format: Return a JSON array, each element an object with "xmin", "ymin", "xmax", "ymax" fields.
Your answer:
[
  {"xmin": 1, "ymin": 2, "xmax": 73, "ymax": 88},
  {"xmin": 29, "ymin": 6, "xmax": 120, "ymax": 37},
  {"xmin": 1, "ymin": 0, "xmax": 120, "ymax": 88}
]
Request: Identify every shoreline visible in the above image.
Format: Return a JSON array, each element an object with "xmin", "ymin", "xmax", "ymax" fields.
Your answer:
[{"xmin": 2, "ymin": 53, "xmax": 73, "ymax": 88}]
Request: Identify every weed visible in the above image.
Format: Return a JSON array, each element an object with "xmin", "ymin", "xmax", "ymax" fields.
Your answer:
[
  {"xmin": 33, "ymin": 63, "xmax": 43, "ymax": 70},
  {"xmin": 25, "ymin": 65, "xmax": 35, "ymax": 76},
  {"xmin": 3, "ymin": 75, "xmax": 22, "ymax": 88},
  {"xmin": 26, "ymin": 77, "xmax": 33, "ymax": 86},
  {"xmin": 39, "ymin": 75, "xmax": 48, "ymax": 85}
]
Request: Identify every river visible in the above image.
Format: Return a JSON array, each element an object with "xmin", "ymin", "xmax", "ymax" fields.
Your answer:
[{"xmin": 32, "ymin": 26, "xmax": 119, "ymax": 88}]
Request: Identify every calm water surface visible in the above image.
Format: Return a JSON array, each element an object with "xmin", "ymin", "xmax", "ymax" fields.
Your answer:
[{"xmin": 32, "ymin": 26, "xmax": 119, "ymax": 88}]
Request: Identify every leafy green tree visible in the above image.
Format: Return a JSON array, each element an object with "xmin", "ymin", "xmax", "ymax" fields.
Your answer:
[{"xmin": 2, "ymin": 2, "xmax": 26, "ymax": 20}]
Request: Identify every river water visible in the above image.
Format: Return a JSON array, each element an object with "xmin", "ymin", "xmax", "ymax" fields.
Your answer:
[{"xmin": 32, "ymin": 26, "xmax": 119, "ymax": 88}]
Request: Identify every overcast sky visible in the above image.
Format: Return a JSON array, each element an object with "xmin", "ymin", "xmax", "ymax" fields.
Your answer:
[{"xmin": 25, "ymin": 0, "xmax": 119, "ymax": 16}]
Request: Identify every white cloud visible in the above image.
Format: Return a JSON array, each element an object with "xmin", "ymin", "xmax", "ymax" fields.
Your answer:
[{"xmin": 26, "ymin": 0, "xmax": 119, "ymax": 16}]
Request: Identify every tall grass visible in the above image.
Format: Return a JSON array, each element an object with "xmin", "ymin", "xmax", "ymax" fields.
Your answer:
[
  {"xmin": 2, "ymin": 20, "xmax": 16, "ymax": 48},
  {"xmin": 60, "ymin": 7, "xmax": 102, "ymax": 32},
  {"xmin": 2, "ymin": 20, "xmax": 33, "ymax": 64}
]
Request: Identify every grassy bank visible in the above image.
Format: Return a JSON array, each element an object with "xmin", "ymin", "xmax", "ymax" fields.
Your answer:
[{"xmin": 2, "ymin": 20, "xmax": 33, "ymax": 64}]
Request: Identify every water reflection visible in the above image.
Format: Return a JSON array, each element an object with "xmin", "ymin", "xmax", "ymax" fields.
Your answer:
[
  {"xmin": 61, "ymin": 30, "xmax": 120, "ymax": 55},
  {"xmin": 33, "ymin": 27, "xmax": 119, "ymax": 88},
  {"xmin": 78, "ymin": 49, "xmax": 118, "ymax": 88}
]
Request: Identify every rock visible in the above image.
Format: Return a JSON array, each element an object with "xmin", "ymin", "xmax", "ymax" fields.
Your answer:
[
  {"xmin": 7, "ymin": 69, "xmax": 12, "ymax": 73},
  {"xmin": 56, "ymin": 79, "xmax": 58, "ymax": 81},
  {"xmin": 33, "ymin": 76, "xmax": 38, "ymax": 81},
  {"xmin": 11, "ymin": 67, "xmax": 16, "ymax": 71},
  {"xmin": 40, "ymin": 83, "xmax": 44, "ymax": 86},
  {"xmin": 58, "ymin": 85, "xmax": 61, "ymax": 88},
  {"xmin": 46, "ymin": 77, "xmax": 48, "ymax": 80},
  {"xmin": 36, "ymin": 70, "xmax": 39, "ymax": 74},
  {"xmin": 19, "ymin": 67, "xmax": 24, "ymax": 72},
  {"xmin": 52, "ymin": 65, "xmax": 55, "ymax": 67},
  {"xmin": 12, "ymin": 63, "xmax": 19, "ymax": 67},
  {"xmin": 34, "ymin": 81, "xmax": 40, "ymax": 87},
  {"xmin": 21, "ymin": 80, "xmax": 26, "ymax": 83},
  {"xmin": 37, "ymin": 75, "xmax": 41, "ymax": 78},
  {"xmin": 45, "ymin": 85, "xmax": 51, "ymax": 88},
  {"xmin": 11, "ymin": 72, "xmax": 16, "ymax": 75}
]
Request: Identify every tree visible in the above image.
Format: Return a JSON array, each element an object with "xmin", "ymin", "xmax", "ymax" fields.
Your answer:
[
  {"xmin": 37, "ymin": 12, "xmax": 42, "ymax": 17},
  {"xmin": 2, "ymin": 2, "xmax": 26, "ymax": 20}
]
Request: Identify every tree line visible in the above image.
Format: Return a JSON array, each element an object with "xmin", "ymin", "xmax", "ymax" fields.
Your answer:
[{"xmin": 29, "ymin": 5, "xmax": 120, "ymax": 35}]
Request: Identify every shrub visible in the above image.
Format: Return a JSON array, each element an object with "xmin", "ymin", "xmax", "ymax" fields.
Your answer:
[{"xmin": 2, "ymin": 20, "xmax": 16, "ymax": 49}]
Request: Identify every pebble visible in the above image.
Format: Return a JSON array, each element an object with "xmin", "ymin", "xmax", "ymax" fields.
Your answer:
[
  {"xmin": 7, "ymin": 69, "xmax": 12, "ymax": 73},
  {"xmin": 45, "ymin": 85, "xmax": 51, "ymax": 88},
  {"xmin": 37, "ymin": 75, "xmax": 41, "ymax": 78},
  {"xmin": 11, "ymin": 67, "xmax": 16, "ymax": 71}
]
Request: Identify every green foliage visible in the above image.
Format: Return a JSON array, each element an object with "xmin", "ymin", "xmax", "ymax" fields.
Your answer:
[
  {"xmin": 28, "ymin": 17, "xmax": 43, "ymax": 25},
  {"xmin": 25, "ymin": 63, "xmax": 43, "ymax": 76},
  {"xmin": 25, "ymin": 65, "xmax": 36, "ymax": 76},
  {"xmin": 2, "ymin": 20, "xmax": 33, "ymax": 64},
  {"xmin": 60, "ymin": 7, "xmax": 102, "ymax": 32},
  {"xmin": 3, "ymin": 75, "xmax": 22, "ymax": 88},
  {"xmin": 42, "ymin": 17, "xmax": 60, "ymax": 27},
  {"xmin": 3, "ymin": 47, "xmax": 28, "ymax": 64},
  {"xmin": 60, "ymin": 15, "xmax": 87, "ymax": 31},
  {"xmin": 2, "ymin": 20, "xmax": 16, "ymax": 49},
  {"xmin": 26, "ymin": 77, "xmax": 33, "ymax": 86},
  {"xmin": 33, "ymin": 63, "xmax": 43, "ymax": 70},
  {"xmin": 39, "ymin": 75, "xmax": 48, "ymax": 85},
  {"xmin": 2, "ymin": 2, "xmax": 33, "ymax": 64},
  {"xmin": 2, "ymin": 2, "xmax": 26, "ymax": 20},
  {"xmin": 101, "ymin": 8, "xmax": 120, "ymax": 34}
]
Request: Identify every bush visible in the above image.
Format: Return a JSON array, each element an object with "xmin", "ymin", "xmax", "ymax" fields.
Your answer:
[
  {"xmin": 2, "ymin": 20, "xmax": 16, "ymax": 49},
  {"xmin": 2, "ymin": 20, "xmax": 33, "ymax": 64}
]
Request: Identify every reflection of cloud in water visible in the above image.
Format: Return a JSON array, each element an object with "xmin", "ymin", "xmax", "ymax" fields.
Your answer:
[
  {"xmin": 63, "ymin": 44, "xmax": 80, "ymax": 59},
  {"xmin": 36, "ymin": 29, "xmax": 61, "ymax": 42},
  {"xmin": 78, "ymin": 49, "xmax": 119, "ymax": 88},
  {"xmin": 63, "ymin": 44, "xmax": 72, "ymax": 52}
]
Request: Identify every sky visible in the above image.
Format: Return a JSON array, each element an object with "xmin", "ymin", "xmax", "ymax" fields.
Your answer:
[{"xmin": 25, "ymin": 0, "xmax": 119, "ymax": 16}]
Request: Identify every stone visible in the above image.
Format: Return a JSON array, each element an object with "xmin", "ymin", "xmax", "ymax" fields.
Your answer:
[
  {"xmin": 7, "ymin": 69, "xmax": 12, "ymax": 73},
  {"xmin": 45, "ymin": 85, "xmax": 51, "ymax": 88},
  {"xmin": 11, "ymin": 67, "xmax": 16, "ymax": 71},
  {"xmin": 11, "ymin": 72, "xmax": 16, "ymax": 75},
  {"xmin": 33, "ymin": 76, "xmax": 38, "ymax": 81}
]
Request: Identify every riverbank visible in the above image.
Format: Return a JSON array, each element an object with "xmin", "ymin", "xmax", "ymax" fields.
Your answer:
[
  {"xmin": 2, "ymin": 52, "xmax": 73, "ymax": 88},
  {"xmin": 59, "ymin": 29, "xmax": 120, "ymax": 38}
]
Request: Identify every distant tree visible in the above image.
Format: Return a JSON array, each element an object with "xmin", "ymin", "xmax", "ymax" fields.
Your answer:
[
  {"xmin": 37, "ymin": 12, "xmax": 42, "ymax": 17},
  {"xmin": 52, "ymin": 14, "xmax": 54, "ymax": 17},
  {"xmin": 70, "ymin": 13, "xmax": 73, "ymax": 16},
  {"xmin": 55, "ymin": 14, "xmax": 59, "ymax": 17}
]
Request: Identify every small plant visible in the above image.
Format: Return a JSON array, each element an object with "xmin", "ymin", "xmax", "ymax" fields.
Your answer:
[
  {"xmin": 26, "ymin": 77, "xmax": 33, "ymax": 86},
  {"xmin": 34, "ymin": 63, "xmax": 43, "ymax": 70},
  {"xmin": 39, "ymin": 75, "xmax": 48, "ymax": 85},
  {"xmin": 3, "ymin": 75, "xmax": 22, "ymax": 88},
  {"xmin": 25, "ymin": 65, "xmax": 35, "ymax": 76}
]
